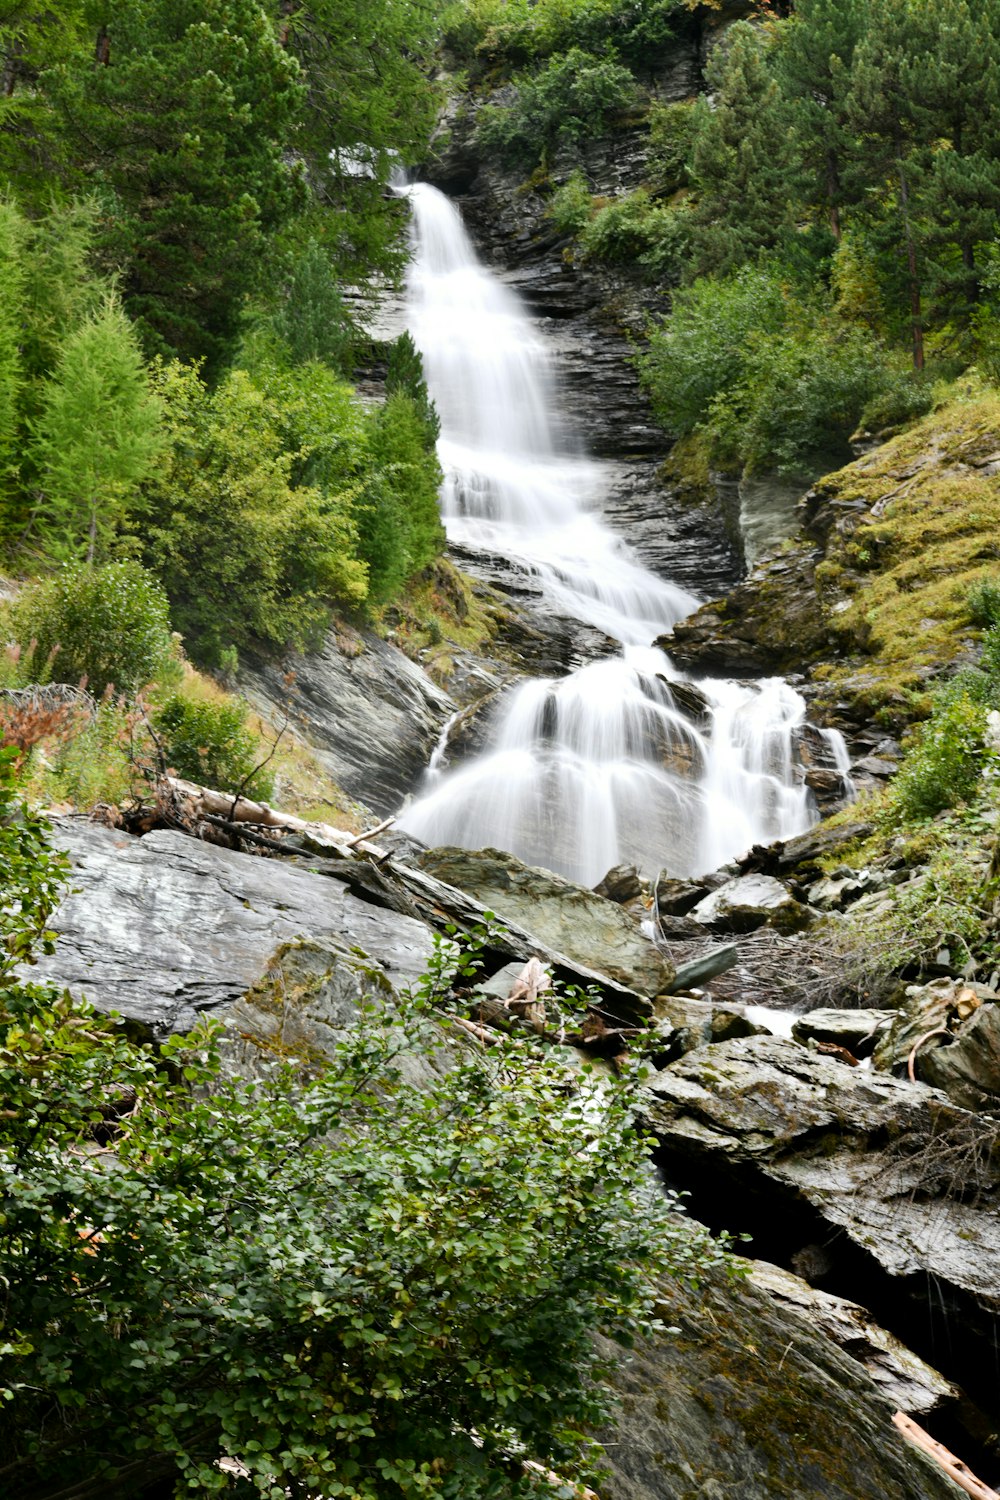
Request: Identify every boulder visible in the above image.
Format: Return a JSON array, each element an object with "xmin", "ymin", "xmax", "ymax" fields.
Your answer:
[
  {"xmin": 689, "ymin": 874, "xmax": 814, "ymax": 934},
  {"xmin": 792, "ymin": 1007, "xmax": 898, "ymax": 1057},
  {"xmin": 593, "ymin": 863, "xmax": 644, "ymax": 905},
  {"xmin": 415, "ymin": 846, "xmax": 675, "ymax": 999},
  {"xmin": 240, "ymin": 624, "xmax": 455, "ymax": 816},
  {"xmin": 655, "ymin": 874, "xmax": 711, "ymax": 917},
  {"xmin": 653, "ymin": 994, "xmax": 767, "ymax": 1064},
  {"xmin": 597, "ymin": 1267, "xmax": 969, "ymax": 1500},
  {"xmin": 34, "ymin": 822, "xmax": 440, "ymax": 1039},
  {"xmin": 917, "ymin": 1002, "xmax": 1000, "ymax": 1114},
  {"xmin": 872, "ymin": 978, "xmax": 994, "ymax": 1077},
  {"xmin": 643, "ymin": 1035, "xmax": 1000, "ymax": 1417}
]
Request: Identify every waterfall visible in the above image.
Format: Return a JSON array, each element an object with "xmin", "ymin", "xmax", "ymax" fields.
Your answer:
[{"xmin": 397, "ymin": 183, "xmax": 823, "ymax": 886}]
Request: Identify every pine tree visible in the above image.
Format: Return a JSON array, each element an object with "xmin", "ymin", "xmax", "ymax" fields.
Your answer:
[
  {"xmin": 903, "ymin": 0, "xmax": 1000, "ymax": 312},
  {"xmin": 0, "ymin": 202, "xmax": 25, "ymax": 529},
  {"xmin": 31, "ymin": 296, "xmax": 163, "ymax": 563},
  {"xmin": 687, "ymin": 22, "xmax": 797, "ymax": 276},
  {"xmin": 777, "ymin": 0, "xmax": 868, "ymax": 240},
  {"xmin": 848, "ymin": 0, "xmax": 937, "ymax": 368}
]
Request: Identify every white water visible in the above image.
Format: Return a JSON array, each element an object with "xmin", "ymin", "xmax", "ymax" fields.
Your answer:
[{"xmin": 397, "ymin": 184, "xmax": 822, "ymax": 886}]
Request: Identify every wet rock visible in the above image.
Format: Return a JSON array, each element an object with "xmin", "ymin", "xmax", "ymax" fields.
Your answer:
[
  {"xmin": 653, "ymin": 995, "xmax": 767, "ymax": 1064},
  {"xmin": 805, "ymin": 868, "xmax": 881, "ymax": 911},
  {"xmin": 597, "ymin": 1266, "xmax": 969, "ymax": 1500},
  {"xmin": 644, "ymin": 1035, "xmax": 1000, "ymax": 1416},
  {"xmin": 747, "ymin": 1261, "xmax": 958, "ymax": 1418},
  {"xmin": 655, "ymin": 874, "xmax": 711, "ymax": 917},
  {"xmin": 240, "ymin": 625, "xmax": 455, "ymax": 816},
  {"xmin": 593, "ymin": 863, "xmax": 644, "ymax": 905},
  {"xmin": 792, "ymin": 1007, "xmax": 898, "ymax": 1057},
  {"xmin": 689, "ymin": 873, "xmax": 814, "ymax": 934},
  {"xmin": 416, "ymin": 846, "xmax": 675, "ymax": 999},
  {"xmin": 919, "ymin": 1003, "xmax": 1000, "ymax": 1114},
  {"xmin": 35, "ymin": 822, "xmax": 440, "ymax": 1039}
]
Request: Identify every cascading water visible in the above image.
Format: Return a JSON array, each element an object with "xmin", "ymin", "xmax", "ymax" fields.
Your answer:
[{"xmin": 397, "ymin": 183, "xmax": 833, "ymax": 886}]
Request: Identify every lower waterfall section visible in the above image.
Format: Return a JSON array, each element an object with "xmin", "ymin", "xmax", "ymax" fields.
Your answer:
[{"xmin": 397, "ymin": 183, "xmax": 843, "ymax": 884}]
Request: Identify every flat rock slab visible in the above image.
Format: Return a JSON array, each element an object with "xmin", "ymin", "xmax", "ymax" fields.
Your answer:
[
  {"xmin": 36, "ymin": 823, "xmax": 439, "ymax": 1038},
  {"xmin": 416, "ymin": 845, "xmax": 675, "ymax": 998},
  {"xmin": 644, "ymin": 1035, "xmax": 1000, "ymax": 1413},
  {"xmin": 597, "ymin": 1269, "xmax": 966, "ymax": 1500}
]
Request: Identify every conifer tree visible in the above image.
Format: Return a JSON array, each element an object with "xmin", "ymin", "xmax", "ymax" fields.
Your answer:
[
  {"xmin": 903, "ymin": 0, "xmax": 1000, "ymax": 311},
  {"xmin": 848, "ymin": 0, "xmax": 936, "ymax": 368},
  {"xmin": 0, "ymin": 202, "xmax": 25, "ymax": 524},
  {"xmin": 687, "ymin": 22, "xmax": 796, "ymax": 276},
  {"xmin": 777, "ymin": 0, "xmax": 868, "ymax": 240},
  {"xmin": 31, "ymin": 296, "xmax": 163, "ymax": 563}
]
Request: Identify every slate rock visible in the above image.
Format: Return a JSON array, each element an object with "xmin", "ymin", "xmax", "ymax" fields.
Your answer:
[
  {"xmin": 690, "ymin": 873, "xmax": 814, "ymax": 934},
  {"xmin": 792, "ymin": 1007, "xmax": 898, "ymax": 1058},
  {"xmin": 416, "ymin": 846, "xmax": 675, "ymax": 998}
]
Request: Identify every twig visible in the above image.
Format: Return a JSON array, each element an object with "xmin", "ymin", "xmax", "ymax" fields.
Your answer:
[{"xmin": 906, "ymin": 1027, "xmax": 952, "ymax": 1082}]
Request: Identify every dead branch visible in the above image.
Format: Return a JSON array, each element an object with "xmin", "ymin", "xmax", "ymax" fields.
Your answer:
[{"xmin": 892, "ymin": 1412, "xmax": 999, "ymax": 1500}]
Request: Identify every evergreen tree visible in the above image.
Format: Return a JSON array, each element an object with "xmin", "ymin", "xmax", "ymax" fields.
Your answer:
[
  {"xmin": 0, "ymin": 201, "xmax": 25, "ymax": 521},
  {"xmin": 31, "ymin": 296, "xmax": 163, "ymax": 563},
  {"xmin": 687, "ymin": 22, "xmax": 796, "ymax": 276},
  {"xmin": 903, "ymin": 0, "xmax": 1000, "ymax": 312},
  {"xmin": 777, "ymin": 0, "xmax": 868, "ymax": 240},
  {"xmin": 49, "ymin": 0, "xmax": 306, "ymax": 372},
  {"xmin": 848, "ymin": 0, "xmax": 937, "ymax": 368},
  {"xmin": 386, "ymin": 331, "xmax": 441, "ymax": 446},
  {"xmin": 271, "ymin": 237, "xmax": 354, "ymax": 372}
]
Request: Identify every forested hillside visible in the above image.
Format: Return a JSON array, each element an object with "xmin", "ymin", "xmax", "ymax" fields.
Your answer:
[
  {"xmin": 448, "ymin": 0, "xmax": 1000, "ymax": 472},
  {"xmin": 0, "ymin": 2, "xmax": 445, "ymax": 672}
]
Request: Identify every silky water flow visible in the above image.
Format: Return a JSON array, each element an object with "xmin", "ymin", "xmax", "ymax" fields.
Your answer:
[{"xmin": 397, "ymin": 183, "xmax": 845, "ymax": 886}]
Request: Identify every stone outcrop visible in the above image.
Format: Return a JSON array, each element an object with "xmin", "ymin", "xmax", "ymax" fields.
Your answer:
[
  {"xmin": 688, "ymin": 873, "xmax": 814, "ymax": 934},
  {"xmin": 240, "ymin": 624, "xmax": 455, "ymax": 816},
  {"xmin": 416, "ymin": 845, "xmax": 675, "ymax": 999},
  {"xmin": 597, "ymin": 1268, "xmax": 969, "ymax": 1500},
  {"xmin": 644, "ymin": 1034, "xmax": 1000, "ymax": 1420}
]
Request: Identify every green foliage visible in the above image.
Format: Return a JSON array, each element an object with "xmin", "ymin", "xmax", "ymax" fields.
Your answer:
[
  {"xmin": 887, "ymin": 690, "xmax": 993, "ymax": 822},
  {"xmin": 151, "ymin": 692, "xmax": 274, "ymax": 799},
  {"xmin": 446, "ymin": 0, "xmax": 684, "ymax": 70},
  {"xmin": 141, "ymin": 360, "xmax": 367, "ymax": 668},
  {"xmin": 579, "ymin": 189, "xmax": 688, "ymax": 279},
  {"xmin": 0, "ymin": 793, "xmax": 728, "ymax": 1499},
  {"xmin": 12, "ymin": 560, "xmax": 174, "ymax": 696},
  {"xmin": 477, "ymin": 48, "xmax": 637, "ymax": 168},
  {"xmin": 968, "ymin": 579, "xmax": 1000, "ymax": 630},
  {"xmin": 0, "ymin": 747, "xmax": 68, "ymax": 984},
  {"xmin": 0, "ymin": 202, "xmax": 24, "ymax": 507},
  {"xmin": 386, "ymin": 331, "xmax": 441, "ymax": 446},
  {"xmin": 646, "ymin": 99, "xmax": 697, "ymax": 193},
  {"xmin": 269, "ymin": 237, "xmax": 356, "ymax": 373},
  {"xmin": 360, "ymin": 392, "xmax": 445, "ymax": 603},
  {"xmin": 30, "ymin": 295, "xmax": 163, "ymax": 562},
  {"xmin": 548, "ymin": 169, "xmax": 595, "ymax": 237},
  {"xmin": 858, "ymin": 368, "xmax": 936, "ymax": 433}
]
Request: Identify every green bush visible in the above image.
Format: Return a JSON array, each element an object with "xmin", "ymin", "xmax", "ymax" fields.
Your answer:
[
  {"xmin": 0, "ymin": 792, "xmax": 729, "ymax": 1499},
  {"xmin": 454, "ymin": 0, "xmax": 683, "ymax": 69},
  {"xmin": 548, "ymin": 169, "xmax": 595, "ymax": 236},
  {"xmin": 476, "ymin": 48, "xmax": 637, "ymax": 167},
  {"xmin": 151, "ymin": 692, "xmax": 274, "ymax": 799},
  {"xmin": 968, "ymin": 579, "xmax": 1000, "ymax": 629},
  {"xmin": 12, "ymin": 559, "xmax": 174, "ymax": 696},
  {"xmin": 359, "ymin": 391, "xmax": 444, "ymax": 603},
  {"xmin": 579, "ymin": 188, "xmax": 688, "ymax": 278},
  {"xmin": 888, "ymin": 690, "xmax": 991, "ymax": 822},
  {"xmin": 646, "ymin": 99, "xmax": 697, "ymax": 192},
  {"xmin": 858, "ymin": 369, "xmax": 936, "ymax": 434}
]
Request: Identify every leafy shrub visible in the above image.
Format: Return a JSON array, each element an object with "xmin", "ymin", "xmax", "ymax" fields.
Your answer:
[
  {"xmin": 968, "ymin": 579, "xmax": 1000, "ymax": 630},
  {"xmin": 646, "ymin": 99, "xmax": 698, "ymax": 191},
  {"xmin": 579, "ymin": 188, "xmax": 688, "ymax": 278},
  {"xmin": 548, "ymin": 168, "xmax": 595, "ymax": 236},
  {"xmin": 888, "ymin": 690, "xmax": 992, "ymax": 822},
  {"xmin": 151, "ymin": 692, "xmax": 274, "ymax": 799},
  {"xmin": 358, "ymin": 391, "xmax": 445, "ymax": 603},
  {"xmin": 858, "ymin": 369, "xmax": 936, "ymax": 434},
  {"xmin": 270, "ymin": 238, "xmax": 356, "ymax": 373},
  {"xmin": 143, "ymin": 360, "xmax": 367, "ymax": 668},
  {"xmin": 0, "ymin": 799, "xmax": 730, "ymax": 1499},
  {"xmin": 386, "ymin": 330, "xmax": 440, "ymax": 446},
  {"xmin": 454, "ymin": 0, "xmax": 683, "ymax": 69},
  {"xmin": 476, "ymin": 48, "xmax": 637, "ymax": 167},
  {"xmin": 12, "ymin": 559, "xmax": 174, "ymax": 696}
]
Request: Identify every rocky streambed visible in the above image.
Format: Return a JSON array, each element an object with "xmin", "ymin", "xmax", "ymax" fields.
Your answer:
[{"xmin": 35, "ymin": 806, "xmax": 1000, "ymax": 1497}]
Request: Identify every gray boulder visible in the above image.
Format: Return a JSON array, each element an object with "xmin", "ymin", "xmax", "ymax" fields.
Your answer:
[
  {"xmin": 792, "ymin": 1007, "xmax": 898, "ymax": 1057},
  {"xmin": 36, "ymin": 822, "xmax": 439, "ymax": 1038},
  {"xmin": 416, "ymin": 846, "xmax": 675, "ymax": 999},
  {"xmin": 597, "ymin": 1268, "xmax": 968, "ymax": 1500},
  {"xmin": 689, "ymin": 873, "xmax": 814, "ymax": 934}
]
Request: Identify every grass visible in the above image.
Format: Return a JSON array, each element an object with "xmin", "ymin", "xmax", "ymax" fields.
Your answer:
[
  {"xmin": 375, "ymin": 557, "xmax": 503, "ymax": 686},
  {"xmin": 807, "ymin": 383, "xmax": 1000, "ymax": 719}
]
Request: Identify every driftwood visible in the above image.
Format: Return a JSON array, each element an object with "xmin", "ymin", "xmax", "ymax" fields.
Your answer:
[
  {"xmin": 907, "ymin": 1027, "xmax": 952, "ymax": 1082},
  {"xmin": 161, "ymin": 775, "xmax": 390, "ymax": 860},
  {"xmin": 505, "ymin": 957, "xmax": 551, "ymax": 1031},
  {"xmin": 892, "ymin": 1411, "xmax": 999, "ymax": 1500}
]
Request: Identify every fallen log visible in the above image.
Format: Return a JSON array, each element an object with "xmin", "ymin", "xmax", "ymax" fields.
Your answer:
[
  {"xmin": 161, "ymin": 775, "xmax": 389, "ymax": 860},
  {"xmin": 668, "ymin": 944, "xmax": 739, "ymax": 993},
  {"xmin": 892, "ymin": 1411, "xmax": 999, "ymax": 1500}
]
